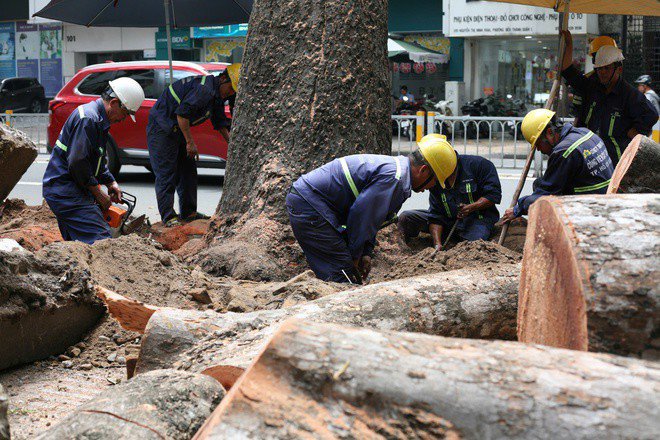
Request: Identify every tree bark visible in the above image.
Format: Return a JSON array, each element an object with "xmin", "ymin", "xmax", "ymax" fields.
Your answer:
[
  {"xmin": 36, "ymin": 369, "xmax": 225, "ymax": 440},
  {"xmin": 519, "ymin": 194, "xmax": 659, "ymax": 359},
  {"xmin": 0, "ymin": 245, "xmax": 103, "ymax": 371},
  {"xmin": 607, "ymin": 134, "xmax": 660, "ymax": 194},
  {"xmin": 120, "ymin": 264, "xmax": 520, "ymax": 388},
  {"xmin": 0, "ymin": 384, "xmax": 8, "ymax": 440},
  {"xmin": 0, "ymin": 125, "xmax": 38, "ymax": 202},
  {"xmin": 194, "ymin": 320, "xmax": 660, "ymax": 440}
]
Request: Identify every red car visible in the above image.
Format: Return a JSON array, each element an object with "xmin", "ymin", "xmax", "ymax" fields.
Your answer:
[{"xmin": 47, "ymin": 60, "xmax": 230, "ymax": 176}]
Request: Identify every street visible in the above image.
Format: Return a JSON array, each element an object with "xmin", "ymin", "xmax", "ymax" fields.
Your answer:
[{"xmin": 10, "ymin": 153, "xmax": 535, "ymax": 222}]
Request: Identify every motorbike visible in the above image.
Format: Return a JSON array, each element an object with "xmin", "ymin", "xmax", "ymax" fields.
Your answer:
[
  {"xmin": 422, "ymin": 94, "xmax": 454, "ymax": 138},
  {"xmin": 392, "ymin": 95, "xmax": 421, "ymax": 140},
  {"xmin": 460, "ymin": 94, "xmax": 526, "ymax": 139}
]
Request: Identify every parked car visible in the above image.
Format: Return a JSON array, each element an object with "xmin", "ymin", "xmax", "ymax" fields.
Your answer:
[
  {"xmin": 47, "ymin": 60, "xmax": 230, "ymax": 176},
  {"xmin": 0, "ymin": 77, "xmax": 46, "ymax": 113}
]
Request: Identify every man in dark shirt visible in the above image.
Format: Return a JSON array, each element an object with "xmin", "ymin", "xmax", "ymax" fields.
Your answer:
[
  {"xmin": 147, "ymin": 64, "xmax": 240, "ymax": 225},
  {"xmin": 398, "ymin": 151, "xmax": 502, "ymax": 252},
  {"xmin": 560, "ymin": 30, "xmax": 657, "ymax": 165}
]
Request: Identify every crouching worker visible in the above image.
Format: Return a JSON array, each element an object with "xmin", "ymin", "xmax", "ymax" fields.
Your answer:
[
  {"xmin": 42, "ymin": 77, "xmax": 145, "ymax": 244},
  {"xmin": 499, "ymin": 109, "xmax": 614, "ymax": 224},
  {"xmin": 286, "ymin": 137, "xmax": 453, "ymax": 283},
  {"xmin": 398, "ymin": 135, "xmax": 501, "ymax": 251}
]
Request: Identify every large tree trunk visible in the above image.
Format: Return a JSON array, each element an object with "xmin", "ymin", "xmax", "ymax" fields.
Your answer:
[
  {"xmin": 519, "ymin": 194, "xmax": 659, "ymax": 359},
  {"xmin": 194, "ymin": 320, "xmax": 660, "ymax": 440},
  {"xmin": 199, "ymin": 0, "xmax": 391, "ymax": 280},
  {"xmin": 0, "ymin": 125, "xmax": 38, "ymax": 202},
  {"xmin": 607, "ymin": 135, "xmax": 660, "ymax": 194},
  {"xmin": 99, "ymin": 265, "xmax": 520, "ymax": 388},
  {"xmin": 36, "ymin": 369, "xmax": 225, "ymax": 440},
  {"xmin": 0, "ymin": 384, "xmax": 8, "ymax": 440}
]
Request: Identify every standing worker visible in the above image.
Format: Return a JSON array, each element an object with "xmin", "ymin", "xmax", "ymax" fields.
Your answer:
[
  {"xmin": 42, "ymin": 78, "xmax": 145, "ymax": 244},
  {"xmin": 560, "ymin": 30, "xmax": 657, "ymax": 165},
  {"xmin": 635, "ymin": 75, "xmax": 660, "ymax": 142},
  {"xmin": 499, "ymin": 109, "xmax": 614, "ymax": 224},
  {"xmin": 398, "ymin": 135, "xmax": 502, "ymax": 251},
  {"xmin": 147, "ymin": 64, "xmax": 241, "ymax": 226},
  {"xmin": 286, "ymin": 135, "xmax": 455, "ymax": 284}
]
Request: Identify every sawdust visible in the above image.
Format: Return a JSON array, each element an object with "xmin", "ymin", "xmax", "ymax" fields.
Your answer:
[{"xmin": 0, "ymin": 199, "xmax": 62, "ymax": 251}]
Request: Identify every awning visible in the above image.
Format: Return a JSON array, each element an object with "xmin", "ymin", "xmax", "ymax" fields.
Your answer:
[
  {"xmin": 388, "ymin": 39, "xmax": 449, "ymax": 64},
  {"xmin": 486, "ymin": 0, "xmax": 660, "ymax": 17}
]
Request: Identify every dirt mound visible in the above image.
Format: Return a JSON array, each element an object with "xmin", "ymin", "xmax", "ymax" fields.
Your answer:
[
  {"xmin": 0, "ymin": 199, "xmax": 61, "ymax": 251},
  {"xmin": 370, "ymin": 239, "xmax": 522, "ymax": 283}
]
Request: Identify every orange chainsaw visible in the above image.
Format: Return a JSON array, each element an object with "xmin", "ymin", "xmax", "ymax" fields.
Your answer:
[{"xmin": 103, "ymin": 192, "xmax": 145, "ymax": 235}]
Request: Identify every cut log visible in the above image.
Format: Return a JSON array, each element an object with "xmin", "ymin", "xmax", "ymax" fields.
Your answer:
[
  {"xmin": 95, "ymin": 286, "xmax": 162, "ymax": 333},
  {"xmin": 36, "ymin": 369, "xmax": 224, "ymax": 440},
  {"xmin": 0, "ymin": 248, "xmax": 104, "ymax": 371},
  {"xmin": 128, "ymin": 264, "xmax": 520, "ymax": 386},
  {"xmin": 0, "ymin": 125, "xmax": 38, "ymax": 202},
  {"xmin": 607, "ymin": 134, "xmax": 660, "ymax": 194},
  {"xmin": 194, "ymin": 320, "xmax": 660, "ymax": 440},
  {"xmin": 519, "ymin": 194, "xmax": 659, "ymax": 358}
]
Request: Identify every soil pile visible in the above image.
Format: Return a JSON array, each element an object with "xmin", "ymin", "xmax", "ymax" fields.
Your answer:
[{"xmin": 0, "ymin": 199, "xmax": 61, "ymax": 251}]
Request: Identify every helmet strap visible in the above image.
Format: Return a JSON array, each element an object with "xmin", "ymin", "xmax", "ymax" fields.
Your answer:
[{"xmin": 414, "ymin": 172, "xmax": 435, "ymax": 192}]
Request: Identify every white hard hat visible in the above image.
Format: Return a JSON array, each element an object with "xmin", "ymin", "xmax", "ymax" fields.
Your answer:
[
  {"xmin": 108, "ymin": 77, "xmax": 145, "ymax": 122},
  {"xmin": 594, "ymin": 45, "xmax": 625, "ymax": 68}
]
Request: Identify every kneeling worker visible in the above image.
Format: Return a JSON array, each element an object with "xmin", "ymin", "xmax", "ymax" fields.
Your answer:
[
  {"xmin": 398, "ymin": 135, "xmax": 502, "ymax": 251},
  {"xmin": 499, "ymin": 109, "xmax": 614, "ymax": 224},
  {"xmin": 286, "ymin": 135, "xmax": 455, "ymax": 283},
  {"xmin": 147, "ymin": 64, "xmax": 241, "ymax": 226},
  {"xmin": 43, "ymin": 77, "xmax": 144, "ymax": 245}
]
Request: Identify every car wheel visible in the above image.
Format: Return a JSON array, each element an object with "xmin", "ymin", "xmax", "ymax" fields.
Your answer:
[
  {"xmin": 30, "ymin": 99, "xmax": 41, "ymax": 113},
  {"xmin": 106, "ymin": 139, "xmax": 122, "ymax": 177}
]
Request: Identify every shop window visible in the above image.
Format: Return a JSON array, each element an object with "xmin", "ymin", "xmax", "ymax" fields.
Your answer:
[{"xmin": 77, "ymin": 71, "xmax": 117, "ymax": 96}]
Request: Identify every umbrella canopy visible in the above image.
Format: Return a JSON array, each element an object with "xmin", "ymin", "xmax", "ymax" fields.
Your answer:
[
  {"xmin": 34, "ymin": 0, "xmax": 252, "ymax": 27},
  {"xmin": 388, "ymin": 39, "xmax": 449, "ymax": 64},
  {"xmin": 486, "ymin": 0, "xmax": 660, "ymax": 17}
]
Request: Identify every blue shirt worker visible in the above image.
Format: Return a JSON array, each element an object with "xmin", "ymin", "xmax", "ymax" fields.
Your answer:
[
  {"xmin": 560, "ymin": 30, "xmax": 658, "ymax": 166},
  {"xmin": 286, "ymin": 135, "xmax": 456, "ymax": 284},
  {"xmin": 42, "ymin": 77, "xmax": 145, "ymax": 245},
  {"xmin": 398, "ymin": 137, "xmax": 502, "ymax": 251},
  {"xmin": 147, "ymin": 63, "xmax": 240, "ymax": 226},
  {"xmin": 500, "ymin": 109, "xmax": 614, "ymax": 224}
]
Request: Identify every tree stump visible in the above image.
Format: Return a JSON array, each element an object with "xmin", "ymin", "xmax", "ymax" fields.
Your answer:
[
  {"xmin": 194, "ymin": 320, "xmax": 660, "ymax": 440},
  {"xmin": 519, "ymin": 194, "xmax": 659, "ymax": 358},
  {"xmin": 36, "ymin": 369, "xmax": 225, "ymax": 440},
  {"xmin": 607, "ymin": 135, "xmax": 660, "ymax": 194},
  {"xmin": 106, "ymin": 265, "xmax": 521, "ymax": 388},
  {"xmin": 0, "ymin": 125, "xmax": 38, "ymax": 202}
]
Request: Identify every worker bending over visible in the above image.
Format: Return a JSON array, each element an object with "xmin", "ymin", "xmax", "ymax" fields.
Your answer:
[
  {"xmin": 286, "ymin": 135, "xmax": 452, "ymax": 283},
  {"xmin": 43, "ymin": 78, "xmax": 145, "ymax": 244},
  {"xmin": 398, "ymin": 135, "xmax": 501, "ymax": 251},
  {"xmin": 499, "ymin": 109, "xmax": 614, "ymax": 224},
  {"xmin": 561, "ymin": 30, "xmax": 657, "ymax": 165},
  {"xmin": 147, "ymin": 64, "xmax": 241, "ymax": 226}
]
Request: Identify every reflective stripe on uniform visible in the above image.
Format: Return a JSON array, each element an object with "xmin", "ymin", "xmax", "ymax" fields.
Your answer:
[
  {"xmin": 169, "ymin": 85, "xmax": 181, "ymax": 104},
  {"xmin": 608, "ymin": 113, "xmax": 622, "ymax": 159},
  {"xmin": 201, "ymin": 75, "xmax": 207, "ymax": 85},
  {"xmin": 584, "ymin": 102, "xmax": 596, "ymax": 125},
  {"xmin": 55, "ymin": 139, "xmax": 68, "ymax": 152},
  {"xmin": 339, "ymin": 158, "xmax": 359, "ymax": 198},
  {"xmin": 95, "ymin": 147, "xmax": 103, "ymax": 176},
  {"xmin": 562, "ymin": 131, "xmax": 594, "ymax": 158},
  {"xmin": 78, "ymin": 106, "xmax": 85, "ymax": 119},
  {"xmin": 466, "ymin": 183, "xmax": 483, "ymax": 219},
  {"xmin": 394, "ymin": 156, "xmax": 402, "ymax": 180},
  {"xmin": 574, "ymin": 179, "xmax": 611, "ymax": 193},
  {"xmin": 441, "ymin": 193, "xmax": 451, "ymax": 217}
]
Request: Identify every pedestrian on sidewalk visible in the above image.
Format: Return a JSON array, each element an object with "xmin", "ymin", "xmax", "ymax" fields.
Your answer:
[
  {"xmin": 499, "ymin": 109, "xmax": 613, "ymax": 224},
  {"xmin": 286, "ymin": 134, "xmax": 455, "ymax": 284},
  {"xmin": 147, "ymin": 64, "xmax": 240, "ymax": 226},
  {"xmin": 42, "ymin": 78, "xmax": 145, "ymax": 244},
  {"xmin": 398, "ymin": 135, "xmax": 502, "ymax": 252}
]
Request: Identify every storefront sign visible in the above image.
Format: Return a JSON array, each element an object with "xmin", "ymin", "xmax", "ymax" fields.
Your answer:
[
  {"xmin": 155, "ymin": 28, "xmax": 192, "ymax": 50},
  {"xmin": 39, "ymin": 23, "xmax": 63, "ymax": 96},
  {"xmin": 192, "ymin": 24, "xmax": 248, "ymax": 39},
  {"xmin": 204, "ymin": 38, "xmax": 245, "ymax": 62},
  {"xmin": 447, "ymin": 0, "xmax": 592, "ymax": 37},
  {"xmin": 0, "ymin": 22, "xmax": 16, "ymax": 79}
]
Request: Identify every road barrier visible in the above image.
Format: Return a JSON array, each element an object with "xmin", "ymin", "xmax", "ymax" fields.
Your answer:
[{"xmin": 1, "ymin": 112, "xmax": 49, "ymax": 153}]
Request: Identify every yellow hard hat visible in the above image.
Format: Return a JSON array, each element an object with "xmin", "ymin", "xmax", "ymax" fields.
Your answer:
[
  {"xmin": 226, "ymin": 63, "xmax": 241, "ymax": 93},
  {"xmin": 589, "ymin": 36, "xmax": 617, "ymax": 55},
  {"xmin": 522, "ymin": 109, "xmax": 556, "ymax": 147},
  {"xmin": 417, "ymin": 134, "xmax": 457, "ymax": 189}
]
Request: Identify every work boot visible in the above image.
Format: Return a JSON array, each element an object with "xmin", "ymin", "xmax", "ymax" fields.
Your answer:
[
  {"xmin": 164, "ymin": 216, "xmax": 181, "ymax": 227},
  {"xmin": 183, "ymin": 212, "xmax": 210, "ymax": 222}
]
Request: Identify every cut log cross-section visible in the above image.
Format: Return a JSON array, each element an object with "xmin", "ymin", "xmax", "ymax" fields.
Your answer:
[
  {"xmin": 607, "ymin": 134, "xmax": 660, "ymax": 194},
  {"xmin": 194, "ymin": 320, "xmax": 660, "ymax": 439},
  {"xmin": 519, "ymin": 194, "xmax": 659, "ymax": 358},
  {"xmin": 98, "ymin": 265, "xmax": 520, "ymax": 387}
]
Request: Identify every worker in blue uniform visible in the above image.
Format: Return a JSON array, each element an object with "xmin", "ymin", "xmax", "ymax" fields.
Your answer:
[
  {"xmin": 499, "ymin": 109, "xmax": 614, "ymax": 224},
  {"xmin": 42, "ymin": 77, "xmax": 145, "ymax": 245},
  {"xmin": 398, "ymin": 140, "xmax": 502, "ymax": 251},
  {"xmin": 286, "ymin": 135, "xmax": 457, "ymax": 283},
  {"xmin": 147, "ymin": 63, "xmax": 241, "ymax": 226},
  {"xmin": 561, "ymin": 30, "xmax": 657, "ymax": 165}
]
